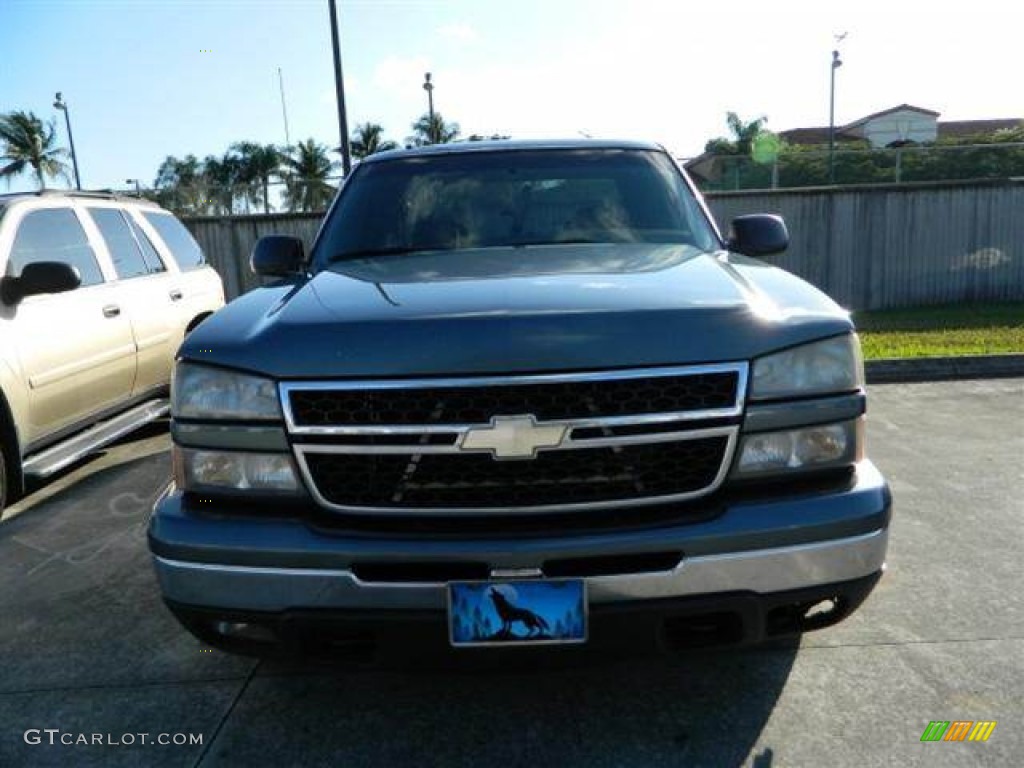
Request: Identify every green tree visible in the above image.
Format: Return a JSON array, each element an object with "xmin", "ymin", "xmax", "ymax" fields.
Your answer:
[
  {"xmin": 153, "ymin": 154, "xmax": 205, "ymax": 214},
  {"xmin": 202, "ymin": 153, "xmax": 243, "ymax": 215},
  {"xmin": 408, "ymin": 112, "xmax": 460, "ymax": 146},
  {"xmin": 703, "ymin": 112, "xmax": 768, "ymax": 156},
  {"xmin": 0, "ymin": 110, "xmax": 70, "ymax": 189},
  {"xmin": 281, "ymin": 139, "xmax": 337, "ymax": 212},
  {"xmin": 231, "ymin": 142, "xmax": 282, "ymax": 214},
  {"xmin": 726, "ymin": 112, "xmax": 768, "ymax": 156},
  {"xmin": 350, "ymin": 122, "xmax": 397, "ymax": 159}
]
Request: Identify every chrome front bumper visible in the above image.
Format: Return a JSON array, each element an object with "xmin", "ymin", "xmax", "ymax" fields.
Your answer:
[{"xmin": 153, "ymin": 527, "xmax": 888, "ymax": 613}]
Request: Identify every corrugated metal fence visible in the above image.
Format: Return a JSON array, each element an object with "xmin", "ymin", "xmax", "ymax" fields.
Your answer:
[
  {"xmin": 184, "ymin": 180, "xmax": 1024, "ymax": 310},
  {"xmin": 706, "ymin": 180, "xmax": 1024, "ymax": 310}
]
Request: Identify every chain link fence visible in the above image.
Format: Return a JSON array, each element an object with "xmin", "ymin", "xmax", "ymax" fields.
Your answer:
[{"xmin": 691, "ymin": 142, "xmax": 1024, "ymax": 191}]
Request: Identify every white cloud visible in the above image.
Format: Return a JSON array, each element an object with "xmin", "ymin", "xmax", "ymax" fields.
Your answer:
[{"xmin": 438, "ymin": 23, "xmax": 479, "ymax": 43}]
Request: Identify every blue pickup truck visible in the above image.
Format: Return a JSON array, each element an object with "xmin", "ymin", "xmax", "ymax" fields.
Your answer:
[{"xmin": 148, "ymin": 140, "xmax": 890, "ymax": 657}]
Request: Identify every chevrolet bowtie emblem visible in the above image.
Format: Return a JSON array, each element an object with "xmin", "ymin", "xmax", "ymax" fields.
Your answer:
[{"xmin": 460, "ymin": 415, "xmax": 568, "ymax": 459}]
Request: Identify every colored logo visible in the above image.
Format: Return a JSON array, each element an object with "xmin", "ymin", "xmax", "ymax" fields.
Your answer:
[{"xmin": 920, "ymin": 721, "xmax": 996, "ymax": 742}]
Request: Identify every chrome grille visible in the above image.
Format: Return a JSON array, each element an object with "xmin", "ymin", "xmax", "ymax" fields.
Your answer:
[{"xmin": 282, "ymin": 364, "xmax": 746, "ymax": 516}]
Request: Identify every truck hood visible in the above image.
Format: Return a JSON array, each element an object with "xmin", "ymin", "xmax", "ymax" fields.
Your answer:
[{"xmin": 182, "ymin": 244, "xmax": 852, "ymax": 378}]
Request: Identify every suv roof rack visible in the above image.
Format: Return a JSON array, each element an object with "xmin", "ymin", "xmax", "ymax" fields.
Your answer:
[
  {"xmin": 19, "ymin": 189, "xmax": 162, "ymax": 207},
  {"xmin": 37, "ymin": 189, "xmax": 117, "ymax": 200}
]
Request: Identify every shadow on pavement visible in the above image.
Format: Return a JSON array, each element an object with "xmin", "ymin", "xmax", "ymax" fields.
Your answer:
[
  {"xmin": 1, "ymin": 419, "xmax": 800, "ymax": 767},
  {"xmin": 198, "ymin": 643, "xmax": 798, "ymax": 767}
]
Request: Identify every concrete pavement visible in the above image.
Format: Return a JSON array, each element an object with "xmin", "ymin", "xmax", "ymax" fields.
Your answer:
[{"xmin": 0, "ymin": 379, "xmax": 1020, "ymax": 767}]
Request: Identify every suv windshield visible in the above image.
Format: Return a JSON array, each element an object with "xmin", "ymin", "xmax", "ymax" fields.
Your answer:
[{"xmin": 315, "ymin": 148, "xmax": 719, "ymax": 268}]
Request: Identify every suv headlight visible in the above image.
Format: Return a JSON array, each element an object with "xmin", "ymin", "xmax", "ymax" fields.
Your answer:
[
  {"xmin": 750, "ymin": 335, "xmax": 864, "ymax": 401},
  {"xmin": 172, "ymin": 362, "xmax": 280, "ymax": 421}
]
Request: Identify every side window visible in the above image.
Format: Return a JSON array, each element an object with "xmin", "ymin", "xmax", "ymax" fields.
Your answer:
[
  {"xmin": 87, "ymin": 207, "xmax": 150, "ymax": 279},
  {"xmin": 142, "ymin": 212, "xmax": 205, "ymax": 270},
  {"xmin": 7, "ymin": 208, "xmax": 105, "ymax": 287},
  {"xmin": 125, "ymin": 214, "xmax": 166, "ymax": 274}
]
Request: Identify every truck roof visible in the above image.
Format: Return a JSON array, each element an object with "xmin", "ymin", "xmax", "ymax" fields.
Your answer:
[{"xmin": 363, "ymin": 138, "xmax": 666, "ymax": 163}]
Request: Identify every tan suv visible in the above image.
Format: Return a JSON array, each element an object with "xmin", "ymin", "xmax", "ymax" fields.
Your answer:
[{"xmin": 0, "ymin": 190, "xmax": 224, "ymax": 512}]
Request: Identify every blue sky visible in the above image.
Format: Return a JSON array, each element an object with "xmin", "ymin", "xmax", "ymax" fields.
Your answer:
[{"xmin": 3, "ymin": 0, "xmax": 1022, "ymax": 194}]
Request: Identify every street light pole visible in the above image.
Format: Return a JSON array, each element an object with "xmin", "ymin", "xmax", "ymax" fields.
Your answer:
[
  {"xmin": 278, "ymin": 67, "xmax": 291, "ymax": 147},
  {"xmin": 423, "ymin": 72, "xmax": 435, "ymax": 143},
  {"xmin": 327, "ymin": 0, "xmax": 351, "ymax": 176},
  {"xmin": 828, "ymin": 49, "xmax": 842, "ymax": 184},
  {"xmin": 53, "ymin": 92, "xmax": 81, "ymax": 190}
]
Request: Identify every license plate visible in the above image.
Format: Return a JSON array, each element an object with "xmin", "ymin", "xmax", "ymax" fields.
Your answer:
[{"xmin": 448, "ymin": 579, "xmax": 587, "ymax": 647}]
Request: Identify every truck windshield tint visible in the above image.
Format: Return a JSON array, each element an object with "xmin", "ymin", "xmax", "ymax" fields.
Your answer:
[{"xmin": 317, "ymin": 149, "xmax": 718, "ymax": 267}]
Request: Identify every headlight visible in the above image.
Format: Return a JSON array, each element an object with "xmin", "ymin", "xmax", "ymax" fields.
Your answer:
[
  {"xmin": 751, "ymin": 335, "xmax": 864, "ymax": 401},
  {"xmin": 732, "ymin": 420, "xmax": 862, "ymax": 478},
  {"xmin": 176, "ymin": 448, "xmax": 301, "ymax": 493},
  {"xmin": 173, "ymin": 362, "xmax": 280, "ymax": 420}
]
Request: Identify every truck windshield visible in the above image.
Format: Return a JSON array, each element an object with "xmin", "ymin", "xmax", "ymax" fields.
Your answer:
[{"xmin": 316, "ymin": 148, "xmax": 719, "ymax": 268}]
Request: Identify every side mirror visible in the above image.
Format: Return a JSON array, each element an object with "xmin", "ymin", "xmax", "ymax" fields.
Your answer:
[
  {"xmin": 1, "ymin": 261, "xmax": 82, "ymax": 304},
  {"xmin": 727, "ymin": 214, "xmax": 789, "ymax": 257},
  {"xmin": 251, "ymin": 235, "xmax": 305, "ymax": 277}
]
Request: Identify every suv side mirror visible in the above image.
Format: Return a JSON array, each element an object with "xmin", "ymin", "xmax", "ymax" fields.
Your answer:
[
  {"xmin": 1, "ymin": 261, "xmax": 82, "ymax": 304},
  {"xmin": 251, "ymin": 235, "xmax": 305, "ymax": 277},
  {"xmin": 727, "ymin": 214, "xmax": 789, "ymax": 257}
]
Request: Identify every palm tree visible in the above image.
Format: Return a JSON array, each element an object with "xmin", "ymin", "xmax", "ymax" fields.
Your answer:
[
  {"xmin": 705, "ymin": 112, "xmax": 768, "ymax": 156},
  {"xmin": 726, "ymin": 112, "xmax": 768, "ymax": 156},
  {"xmin": 231, "ymin": 142, "xmax": 282, "ymax": 213},
  {"xmin": 407, "ymin": 112, "xmax": 460, "ymax": 146},
  {"xmin": 350, "ymin": 123, "xmax": 398, "ymax": 159},
  {"xmin": 0, "ymin": 110, "xmax": 70, "ymax": 189},
  {"xmin": 280, "ymin": 139, "xmax": 336, "ymax": 212},
  {"xmin": 153, "ymin": 154, "xmax": 204, "ymax": 214},
  {"xmin": 202, "ymin": 153, "xmax": 243, "ymax": 215}
]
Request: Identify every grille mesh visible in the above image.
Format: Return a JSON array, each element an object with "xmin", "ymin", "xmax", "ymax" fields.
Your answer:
[
  {"xmin": 289, "ymin": 371, "xmax": 738, "ymax": 427},
  {"xmin": 304, "ymin": 437, "xmax": 728, "ymax": 510}
]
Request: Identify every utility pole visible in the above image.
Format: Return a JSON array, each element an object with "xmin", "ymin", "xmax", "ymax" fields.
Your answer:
[
  {"xmin": 423, "ymin": 72, "xmax": 435, "ymax": 142},
  {"xmin": 53, "ymin": 92, "xmax": 81, "ymax": 190},
  {"xmin": 328, "ymin": 0, "xmax": 351, "ymax": 175},
  {"xmin": 828, "ymin": 47, "xmax": 843, "ymax": 184},
  {"xmin": 278, "ymin": 67, "xmax": 291, "ymax": 146}
]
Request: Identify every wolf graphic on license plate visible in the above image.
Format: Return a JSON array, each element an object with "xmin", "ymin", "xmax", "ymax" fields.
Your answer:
[{"xmin": 448, "ymin": 580, "xmax": 587, "ymax": 647}]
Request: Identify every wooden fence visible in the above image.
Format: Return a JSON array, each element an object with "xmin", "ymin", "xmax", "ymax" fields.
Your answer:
[{"xmin": 184, "ymin": 179, "xmax": 1024, "ymax": 310}]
